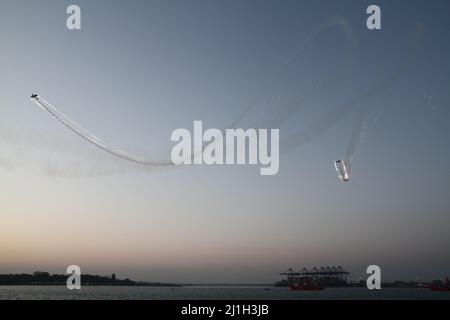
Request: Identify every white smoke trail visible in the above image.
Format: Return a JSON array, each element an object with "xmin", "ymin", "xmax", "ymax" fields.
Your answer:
[
  {"xmin": 343, "ymin": 105, "xmax": 368, "ymax": 175},
  {"xmin": 31, "ymin": 97, "xmax": 174, "ymax": 167},
  {"xmin": 192, "ymin": 15, "xmax": 358, "ymax": 163},
  {"xmin": 228, "ymin": 15, "xmax": 358, "ymax": 129},
  {"xmin": 281, "ymin": 23, "xmax": 424, "ymax": 154}
]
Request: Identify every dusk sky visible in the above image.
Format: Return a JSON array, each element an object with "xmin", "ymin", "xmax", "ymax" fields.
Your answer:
[{"xmin": 1, "ymin": 0, "xmax": 449, "ymax": 283}]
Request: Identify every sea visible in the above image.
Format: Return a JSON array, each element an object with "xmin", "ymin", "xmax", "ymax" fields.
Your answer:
[{"xmin": 0, "ymin": 286, "xmax": 449, "ymax": 300}]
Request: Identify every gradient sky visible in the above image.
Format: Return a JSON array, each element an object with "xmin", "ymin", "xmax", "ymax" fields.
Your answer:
[{"xmin": 1, "ymin": 0, "xmax": 449, "ymax": 283}]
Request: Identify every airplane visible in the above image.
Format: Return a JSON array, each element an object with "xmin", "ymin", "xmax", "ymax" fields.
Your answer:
[
  {"xmin": 334, "ymin": 160, "xmax": 350, "ymax": 182},
  {"xmin": 30, "ymin": 94, "xmax": 39, "ymax": 100}
]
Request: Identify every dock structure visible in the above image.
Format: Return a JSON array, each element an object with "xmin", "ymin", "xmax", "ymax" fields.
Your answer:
[{"xmin": 277, "ymin": 266, "xmax": 350, "ymax": 287}]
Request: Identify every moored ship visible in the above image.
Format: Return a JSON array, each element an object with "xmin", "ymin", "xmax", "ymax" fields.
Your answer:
[
  {"xmin": 429, "ymin": 278, "xmax": 450, "ymax": 291},
  {"xmin": 289, "ymin": 277, "xmax": 324, "ymax": 290}
]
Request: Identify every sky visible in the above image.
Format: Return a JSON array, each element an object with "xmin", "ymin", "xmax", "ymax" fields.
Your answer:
[{"xmin": 0, "ymin": 0, "xmax": 449, "ymax": 283}]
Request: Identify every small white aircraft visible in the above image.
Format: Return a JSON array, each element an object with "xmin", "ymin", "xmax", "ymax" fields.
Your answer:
[{"xmin": 334, "ymin": 160, "xmax": 350, "ymax": 182}]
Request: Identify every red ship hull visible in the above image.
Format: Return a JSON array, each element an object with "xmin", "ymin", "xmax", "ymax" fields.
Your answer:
[
  {"xmin": 430, "ymin": 278, "xmax": 450, "ymax": 291},
  {"xmin": 430, "ymin": 286, "xmax": 450, "ymax": 291}
]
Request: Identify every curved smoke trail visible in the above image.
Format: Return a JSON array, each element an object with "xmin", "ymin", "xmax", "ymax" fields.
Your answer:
[
  {"xmin": 337, "ymin": 23, "xmax": 425, "ymax": 178},
  {"xmin": 229, "ymin": 15, "xmax": 358, "ymax": 129},
  {"xmin": 200, "ymin": 15, "xmax": 358, "ymax": 160},
  {"xmin": 31, "ymin": 97, "xmax": 174, "ymax": 167},
  {"xmin": 281, "ymin": 23, "xmax": 424, "ymax": 155},
  {"xmin": 265, "ymin": 15, "xmax": 358, "ymax": 129}
]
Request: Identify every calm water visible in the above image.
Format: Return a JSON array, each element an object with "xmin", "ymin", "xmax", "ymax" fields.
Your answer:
[{"xmin": 0, "ymin": 286, "xmax": 449, "ymax": 300}]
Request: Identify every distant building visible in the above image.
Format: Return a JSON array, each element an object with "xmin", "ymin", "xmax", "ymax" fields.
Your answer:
[{"xmin": 106, "ymin": 273, "xmax": 117, "ymax": 280}]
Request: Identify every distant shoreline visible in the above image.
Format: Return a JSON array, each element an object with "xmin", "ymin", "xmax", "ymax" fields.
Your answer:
[{"xmin": 0, "ymin": 272, "xmax": 181, "ymax": 287}]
